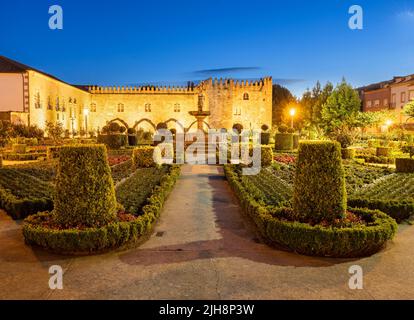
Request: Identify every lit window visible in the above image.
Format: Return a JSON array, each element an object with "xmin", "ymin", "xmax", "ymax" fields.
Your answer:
[
  {"xmin": 243, "ymin": 93, "xmax": 249, "ymax": 100},
  {"xmin": 34, "ymin": 92, "xmax": 41, "ymax": 109},
  {"xmin": 145, "ymin": 103, "xmax": 152, "ymax": 112},
  {"xmin": 117, "ymin": 103, "xmax": 124, "ymax": 112},
  {"xmin": 47, "ymin": 96, "xmax": 52, "ymax": 110},
  {"xmin": 174, "ymin": 103, "xmax": 181, "ymax": 112}
]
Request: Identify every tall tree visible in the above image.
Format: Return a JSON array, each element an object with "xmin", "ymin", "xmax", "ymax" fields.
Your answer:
[
  {"xmin": 272, "ymin": 84, "xmax": 295, "ymax": 125},
  {"xmin": 300, "ymin": 81, "xmax": 333, "ymax": 135},
  {"xmin": 321, "ymin": 79, "xmax": 361, "ymax": 135}
]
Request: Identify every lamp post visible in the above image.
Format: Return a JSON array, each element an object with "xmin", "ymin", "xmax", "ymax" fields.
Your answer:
[
  {"xmin": 83, "ymin": 108, "xmax": 89, "ymax": 137},
  {"xmin": 289, "ymin": 108, "xmax": 296, "ymax": 129}
]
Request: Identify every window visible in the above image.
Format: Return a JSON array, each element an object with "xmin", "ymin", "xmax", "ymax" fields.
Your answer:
[
  {"xmin": 409, "ymin": 91, "xmax": 414, "ymax": 101},
  {"xmin": 234, "ymin": 107, "xmax": 241, "ymax": 116},
  {"xmin": 73, "ymin": 98, "xmax": 77, "ymax": 104},
  {"xmin": 174, "ymin": 103, "xmax": 181, "ymax": 112},
  {"xmin": 383, "ymin": 99, "xmax": 388, "ymax": 107},
  {"xmin": 91, "ymin": 103, "xmax": 97, "ymax": 112},
  {"xmin": 366, "ymin": 100, "xmax": 372, "ymax": 108},
  {"xmin": 145, "ymin": 103, "xmax": 152, "ymax": 112},
  {"xmin": 374, "ymin": 99, "xmax": 380, "ymax": 107},
  {"xmin": 34, "ymin": 92, "xmax": 41, "ymax": 109},
  {"xmin": 401, "ymin": 92, "xmax": 406, "ymax": 103},
  {"xmin": 392, "ymin": 93, "xmax": 397, "ymax": 103},
  {"xmin": 61, "ymin": 99, "xmax": 66, "ymax": 112},
  {"xmin": 55, "ymin": 97, "xmax": 60, "ymax": 111},
  {"xmin": 243, "ymin": 93, "xmax": 249, "ymax": 100},
  {"xmin": 57, "ymin": 113, "xmax": 60, "ymax": 121},
  {"xmin": 69, "ymin": 97, "xmax": 72, "ymax": 103},
  {"xmin": 62, "ymin": 113, "xmax": 65, "ymax": 121},
  {"xmin": 117, "ymin": 103, "xmax": 124, "ymax": 112},
  {"xmin": 47, "ymin": 96, "xmax": 52, "ymax": 110}
]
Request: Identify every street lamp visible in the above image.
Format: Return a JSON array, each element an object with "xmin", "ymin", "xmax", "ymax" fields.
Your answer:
[{"xmin": 289, "ymin": 108, "xmax": 296, "ymax": 129}]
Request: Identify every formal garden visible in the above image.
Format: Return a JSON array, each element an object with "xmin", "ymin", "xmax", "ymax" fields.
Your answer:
[{"xmin": 0, "ymin": 80, "xmax": 413, "ymax": 258}]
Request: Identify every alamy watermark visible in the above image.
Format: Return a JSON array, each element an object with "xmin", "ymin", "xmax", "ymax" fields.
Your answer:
[
  {"xmin": 49, "ymin": 265, "xmax": 63, "ymax": 290},
  {"xmin": 49, "ymin": 5, "xmax": 63, "ymax": 30}
]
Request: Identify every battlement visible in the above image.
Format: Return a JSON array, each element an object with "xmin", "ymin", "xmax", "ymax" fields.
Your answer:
[{"xmin": 88, "ymin": 85, "xmax": 196, "ymax": 94}]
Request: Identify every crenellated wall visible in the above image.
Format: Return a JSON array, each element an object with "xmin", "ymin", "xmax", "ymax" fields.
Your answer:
[{"xmin": 25, "ymin": 72, "xmax": 273, "ymax": 133}]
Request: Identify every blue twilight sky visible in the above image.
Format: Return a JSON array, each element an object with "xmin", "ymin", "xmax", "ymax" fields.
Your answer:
[{"xmin": 0, "ymin": 0, "xmax": 413, "ymax": 97}]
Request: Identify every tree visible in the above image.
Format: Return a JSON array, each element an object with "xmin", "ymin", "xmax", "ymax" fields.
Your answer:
[
  {"xmin": 321, "ymin": 79, "xmax": 361, "ymax": 135},
  {"xmin": 300, "ymin": 81, "xmax": 333, "ymax": 135},
  {"xmin": 272, "ymin": 84, "xmax": 296, "ymax": 125},
  {"xmin": 45, "ymin": 121, "xmax": 64, "ymax": 144},
  {"xmin": 404, "ymin": 101, "xmax": 414, "ymax": 121}
]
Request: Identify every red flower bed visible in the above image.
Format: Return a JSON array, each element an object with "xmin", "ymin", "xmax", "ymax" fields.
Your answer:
[
  {"xmin": 274, "ymin": 154, "xmax": 296, "ymax": 165},
  {"xmin": 108, "ymin": 155, "xmax": 130, "ymax": 166}
]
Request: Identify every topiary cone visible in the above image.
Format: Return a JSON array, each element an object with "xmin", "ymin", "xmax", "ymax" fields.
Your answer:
[
  {"xmin": 293, "ymin": 141, "xmax": 347, "ymax": 224},
  {"xmin": 54, "ymin": 145, "xmax": 117, "ymax": 228}
]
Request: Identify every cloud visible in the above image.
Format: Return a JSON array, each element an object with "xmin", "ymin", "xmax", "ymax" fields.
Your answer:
[
  {"xmin": 398, "ymin": 10, "xmax": 414, "ymax": 18},
  {"xmin": 191, "ymin": 67, "xmax": 261, "ymax": 77}
]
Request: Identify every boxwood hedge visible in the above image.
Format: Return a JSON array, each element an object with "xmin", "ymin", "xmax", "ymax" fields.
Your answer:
[
  {"xmin": 23, "ymin": 165, "xmax": 181, "ymax": 255},
  {"xmin": 224, "ymin": 165, "xmax": 397, "ymax": 258}
]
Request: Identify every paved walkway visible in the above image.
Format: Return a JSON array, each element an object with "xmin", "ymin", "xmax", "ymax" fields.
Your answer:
[{"xmin": 0, "ymin": 165, "xmax": 414, "ymax": 299}]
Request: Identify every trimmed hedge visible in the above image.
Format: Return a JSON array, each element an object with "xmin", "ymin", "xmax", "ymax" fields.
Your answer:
[
  {"xmin": 97, "ymin": 134, "xmax": 128, "ymax": 150},
  {"xmin": 260, "ymin": 132, "xmax": 270, "ymax": 145},
  {"xmin": 341, "ymin": 148, "xmax": 355, "ymax": 160},
  {"xmin": 356, "ymin": 154, "xmax": 395, "ymax": 164},
  {"xmin": 293, "ymin": 141, "xmax": 346, "ymax": 224},
  {"xmin": 396, "ymin": 158, "xmax": 414, "ymax": 173},
  {"xmin": 12, "ymin": 144, "xmax": 27, "ymax": 154},
  {"xmin": 275, "ymin": 133, "xmax": 293, "ymax": 151},
  {"xmin": 224, "ymin": 165, "xmax": 397, "ymax": 258},
  {"xmin": 23, "ymin": 165, "xmax": 181, "ymax": 254},
  {"xmin": 54, "ymin": 145, "xmax": 117, "ymax": 228},
  {"xmin": 348, "ymin": 198, "xmax": 414, "ymax": 223},
  {"xmin": 132, "ymin": 146, "xmax": 160, "ymax": 168},
  {"xmin": 3, "ymin": 153, "xmax": 47, "ymax": 161},
  {"xmin": 47, "ymin": 146, "xmax": 62, "ymax": 160},
  {"xmin": 376, "ymin": 147, "xmax": 391, "ymax": 157},
  {"xmin": 260, "ymin": 145, "xmax": 273, "ymax": 167}
]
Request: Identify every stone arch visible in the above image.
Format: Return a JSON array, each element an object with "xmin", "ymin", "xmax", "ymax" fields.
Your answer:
[
  {"xmin": 186, "ymin": 120, "xmax": 210, "ymax": 132},
  {"xmin": 107, "ymin": 118, "xmax": 129, "ymax": 129},
  {"xmin": 164, "ymin": 118, "xmax": 185, "ymax": 132},
  {"xmin": 133, "ymin": 118, "xmax": 156, "ymax": 131}
]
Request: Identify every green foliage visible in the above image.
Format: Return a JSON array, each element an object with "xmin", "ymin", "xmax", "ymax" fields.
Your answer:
[
  {"xmin": 111, "ymin": 159, "xmax": 135, "ymax": 184},
  {"xmin": 396, "ymin": 158, "xmax": 414, "ymax": 173},
  {"xmin": 341, "ymin": 148, "xmax": 355, "ymax": 160},
  {"xmin": 116, "ymin": 166, "xmax": 169, "ymax": 215},
  {"xmin": 132, "ymin": 146, "xmax": 159, "ymax": 168},
  {"xmin": 260, "ymin": 145, "xmax": 273, "ymax": 167},
  {"xmin": 335, "ymin": 133, "xmax": 353, "ymax": 148},
  {"xmin": 278, "ymin": 124, "xmax": 288, "ymax": 133},
  {"xmin": 0, "ymin": 168, "xmax": 53, "ymax": 219},
  {"xmin": 45, "ymin": 121, "xmax": 64, "ymax": 144},
  {"xmin": 348, "ymin": 198, "xmax": 414, "ymax": 222},
  {"xmin": 300, "ymin": 81, "xmax": 333, "ymax": 134},
  {"xmin": 272, "ymin": 84, "xmax": 296, "ymax": 125},
  {"xmin": 97, "ymin": 134, "xmax": 128, "ymax": 150},
  {"xmin": 404, "ymin": 101, "xmax": 414, "ymax": 119},
  {"xmin": 54, "ymin": 145, "xmax": 117, "ymax": 228},
  {"xmin": 23, "ymin": 165, "xmax": 181, "ymax": 254},
  {"xmin": 224, "ymin": 165, "xmax": 397, "ymax": 258},
  {"xmin": 321, "ymin": 79, "xmax": 361, "ymax": 134},
  {"xmin": 376, "ymin": 147, "xmax": 391, "ymax": 157},
  {"xmin": 275, "ymin": 133, "xmax": 293, "ymax": 150},
  {"xmin": 293, "ymin": 141, "xmax": 346, "ymax": 223}
]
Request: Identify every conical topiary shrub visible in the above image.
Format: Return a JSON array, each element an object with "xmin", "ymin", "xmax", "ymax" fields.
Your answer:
[
  {"xmin": 54, "ymin": 145, "xmax": 117, "ymax": 228},
  {"xmin": 293, "ymin": 141, "xmax": 347, "ymax": 224}
]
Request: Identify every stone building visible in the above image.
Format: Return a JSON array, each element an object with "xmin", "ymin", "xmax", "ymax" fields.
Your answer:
[
  {"xmin": 0, "ymin": 56, "xmax": 273, "ymax": 134},
  {"xmin": 360, "ymin": 74, "xmax": 414, "ymax": 125}
]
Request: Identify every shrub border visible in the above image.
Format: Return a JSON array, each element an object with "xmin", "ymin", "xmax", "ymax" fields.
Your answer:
[
  {"xmin": 224, "ymin": 165, "xmax": 397, "ymax": 258},
  {"xmin": 22, "ymin": 165, "xmax": 181, "ymax": 255}
]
